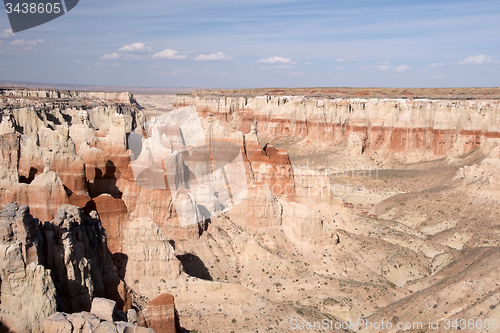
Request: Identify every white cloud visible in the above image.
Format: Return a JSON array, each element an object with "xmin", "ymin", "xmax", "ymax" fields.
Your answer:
[
  {"xmin": 102, "ymin": 52, "xmax": 120, "ymax": 60},
  {"xmin": 101, "ymin": 42, "xmax": 152, "ymax": 61},
  {"xmin": 260, "ymin": 64, "xmax": 294, "ymax": 70},
  {"xmin": 153, "ymin": 49, "xmax": 186, "ymax": 60},
  {"xmin": 427, "ymin": 56, "xmax": 498, "ymax": 70},
  {"xmin": 428, "ymin": 62, "xmax": 445, "ymax": 68},
  {"xmin": 11, "ymin": 39, "xmax": 43, "ymax": 46},
  {"xmin": 118, "ymin": 42, "xmax": 152, "ymax": 53},
  {"xmin": 457, "ymin": 54, "xmax": 495, "ymax": 65},
  {"xmin": 305, "ymin": 62, "xmax": 312, "ymax": 65},
  {"xmin": 68, "ymin": 38, "xmax": 82, "ymax": 44},
  {"xmin": 395, "ymin": 65, "xmax": 410, "ymax": 72},
  {"xmin": 0, "ymin": 29, "xmax": 14, "ymax": 39},
  {"xmin": 336, "ymin": 55, "xmax": 357, "ymax": 62},
  {"xmin": 377, "ymin": 64, "xmax": 391, "ymax": 71},
  {"xmin": 257, "ymin": 56, "xmax": 292, "ymax": 64},
  {"xmin": 195, "ymin": 52, "xmax": 231, "ymax": 61}
]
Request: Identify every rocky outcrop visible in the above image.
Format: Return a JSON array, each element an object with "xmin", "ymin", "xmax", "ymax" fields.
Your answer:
[
  {"xmin": 0, "ymin": 203, "xmax": 57, "ymax": 333},
  {"xmin": 0, "ymin": 113, "xmax": 15, "ymax": 135},
  {"xmin": 0, "ymin": 203, "xmax": 131, "ymax": 332},
  {"xmin": 454, "ymin": 145, "xmax": 500, "ymax": 189},
  {"xmin": 91, "ymin": 297, "xmax": 118, "ymax": 322},
  {"xmin": 243, "ymin": 121, "xmax": 295, "ymax": 196},
  {"xmin": 41, "ymin": 308, "xmax": 154, "ymax": 333},
  {"xmin": 92, "ymin": 194, "xmax": 129, "ymax": 254},
  {"xmin": 44, "ymin": 205, "xmax": 126, "ymax": 313},
  {"xmin": 0, "ymin": 132, "xmax": 20, "ymax": 184},
  {"xmin": 120, "ymin": 217, "xmax": 182, "ymax": 301},
  {"xmin": 98, "ymin": 113, "xmax": 128, "ymax": 150},
  {"xmin": 0, "ymin": 89, "xmax": 143, "ymax": 216},
  {"xmin": 137, "ymin": 294, "xmax": 180, "ymax": 333},
  {"xmin": 27, "ymin": 158, "xmax": 70, "ymax": 222},
  {"xmin": 0, "ymin": 90, "xmax": 186, "ymax": 331},
  {"xmin": 15, "ymin": 124, "xmax": 89, "ymax": 207}
]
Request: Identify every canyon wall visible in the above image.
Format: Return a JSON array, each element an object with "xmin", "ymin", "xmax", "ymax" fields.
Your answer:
[
  {"xmin": 0, "ymin": 90, "xmax": 181, "ymax": 333},
  {"xmin": 0, "ymin": 203, "xmax": 123, "ymax": 332},
  {"xmin": 0, "ymin": 88, "xmax": 135, "ymax": 104},
  {"xmin": 2, "ymin": 88, "xmax": 500, "ymax": 332},
  {"xmin": 179, "ymin": 95, "xmax": 500, "ymax": 162}
]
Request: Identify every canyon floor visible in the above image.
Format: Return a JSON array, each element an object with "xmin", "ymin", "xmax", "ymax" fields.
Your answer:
[{"xmin": 1, "ymin": 87, "xmax": 500, "ymax": 332}]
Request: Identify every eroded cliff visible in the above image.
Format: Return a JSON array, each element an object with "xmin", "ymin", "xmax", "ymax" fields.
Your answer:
[{"xmin": 1, "ymin": 87, "xmax": 500, "ymax": 332}]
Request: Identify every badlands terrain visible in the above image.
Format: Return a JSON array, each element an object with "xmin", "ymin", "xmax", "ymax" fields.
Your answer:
[{"xmin": 1, "ymin": 87, "xmax": 500, "ymax": 332}]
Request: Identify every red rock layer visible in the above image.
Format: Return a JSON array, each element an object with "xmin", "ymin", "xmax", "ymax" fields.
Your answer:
[
  {"xmin": 93, "ymin": 194, "xmax": 129, "ymax": 254},
  {"xmin": 18, "ymin": 155, "xmax": 88, "ymax": 195},
  {"xmin": 244, "ymin": 138, "xmax": 295, "ymax": 197},
  {"xmin": 193, "ymin": 98, "xmax": 500, "ymax": 157},
  {"xmin": 137, "ymin": 294, "xmax": 179, "ymax": 333}
]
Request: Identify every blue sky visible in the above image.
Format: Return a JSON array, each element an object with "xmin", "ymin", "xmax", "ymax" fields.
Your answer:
[{"xmin": 0, "ymin": 0, "xmax": 499, "ymax": 88}]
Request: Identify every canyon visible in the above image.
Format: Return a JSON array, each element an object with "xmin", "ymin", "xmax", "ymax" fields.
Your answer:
[{"xmin": 1, "ymin": 87, "xmax": 500, "ymax": 332}]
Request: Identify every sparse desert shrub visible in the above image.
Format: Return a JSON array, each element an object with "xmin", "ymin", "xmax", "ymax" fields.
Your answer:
[{"xmin": 323, "ymin": 297, "xmax": 339, "ymax": 306}]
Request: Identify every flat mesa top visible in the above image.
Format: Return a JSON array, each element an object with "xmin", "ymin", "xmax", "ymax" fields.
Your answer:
[{"xmin": 187, "ymin": 87, "xmax": 500, "ymax": 100}]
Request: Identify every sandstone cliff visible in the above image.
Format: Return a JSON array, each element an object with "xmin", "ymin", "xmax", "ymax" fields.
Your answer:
[
  {"xmin": 0, "ymin": 88, "xmax": 135, "ymax": 104},
  {"xmin": 0, "ymin": 203, "xmax": 123, "ymax": 332},
  {"xmin": 2, "ymin": 87, "xmax": 500, "ymax": 332},
  {"xmin": 180, "ymin": 95, "xmax": 500, "ymax": 163},
  {"xmin": 1, "ymin": 89, "xmax": 180, "ymax": 333}
]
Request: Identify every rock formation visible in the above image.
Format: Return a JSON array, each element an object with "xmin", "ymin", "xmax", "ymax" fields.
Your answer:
[
  {"xmin": 0, "ymin": 202, "xmax": 137, "ymax": 332},
  {"xmin": 136, "ymin": 294, "xmax": 180, "ymax": 333},
  {"xmin": 2, "ymin": 87, "xmax": 500, "ymax": 332},
  {"xmin": 27, "ymin": 158, "xmax": 70, "ymax": 222},
  {"xmin": 0, "ymin": 88, "xmax": 135, "ymax": 104},
  {"xmin": 182, "ymin": 95, "xmax": 500, "ymax": 163},
  {"xmin": 0, "ymin": 203, "xmax": 57, "ymax": 333},
  {"xmin": 42, "ymin": 303, "xmax": 155, "ymax": 333}
]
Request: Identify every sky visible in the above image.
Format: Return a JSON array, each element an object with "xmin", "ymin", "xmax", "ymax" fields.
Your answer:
[{"xmin": 0, "ymin": 0, "xmax": 499, "ymax": 88}]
